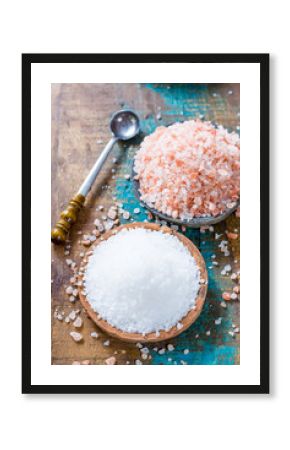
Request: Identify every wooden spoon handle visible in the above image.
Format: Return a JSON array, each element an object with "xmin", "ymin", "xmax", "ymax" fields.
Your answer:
[{"xmin": 51, "ymin": 194, "xmax": 85, "ymax": 245}]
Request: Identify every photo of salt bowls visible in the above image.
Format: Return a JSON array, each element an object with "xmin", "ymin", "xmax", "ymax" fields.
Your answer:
[{"xmin": 51, "ymin": 83, "xmax": 240, "ymax": 365}]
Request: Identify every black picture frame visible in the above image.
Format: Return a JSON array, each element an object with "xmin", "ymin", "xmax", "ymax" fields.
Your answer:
[{"xmin": 22, "ymin": 53, "xmax": 269, "ymax": 394}]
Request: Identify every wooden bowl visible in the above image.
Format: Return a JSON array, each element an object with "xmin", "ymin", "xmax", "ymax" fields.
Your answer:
[{"xmin": 79, "ymin": 222, "xmax": 208, "ymax": 343}]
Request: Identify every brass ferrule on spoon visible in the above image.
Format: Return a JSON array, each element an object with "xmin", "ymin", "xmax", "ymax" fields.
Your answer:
[{"xmin": 51, "ymin": 109, "xmax": 140, "ymax": 245}]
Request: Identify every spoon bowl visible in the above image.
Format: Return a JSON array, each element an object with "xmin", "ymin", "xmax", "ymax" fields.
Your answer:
[{"xmin": 110, "ymin": 109, "xmax": 140, "ymax": 140}]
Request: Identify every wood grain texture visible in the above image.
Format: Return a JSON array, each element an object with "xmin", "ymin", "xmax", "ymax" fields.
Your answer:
[{"xmin": 51, "ymin": 83, "xmax": 240, "ymax": 365}]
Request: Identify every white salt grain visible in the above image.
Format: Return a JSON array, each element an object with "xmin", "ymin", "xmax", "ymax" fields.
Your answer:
[
  {"xmin": 73, "ymin": 316, "xmax": 83, "ymax": 328},
  {"xmin": 70, "ymin": 332, "xmax": 83, "ymax": 342},
  {"xmin": 85, "ymin": 228, "xmax": 200, "ymax": 334},
  {"xmin": 90, "ymin": 331, "xmax": 99, "ymax": 339}
]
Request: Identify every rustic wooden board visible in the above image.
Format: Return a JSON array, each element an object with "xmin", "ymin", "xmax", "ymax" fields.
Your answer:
[{"xmin": 51, "ymin": 83, "xmax": 240, "ymax": 365}]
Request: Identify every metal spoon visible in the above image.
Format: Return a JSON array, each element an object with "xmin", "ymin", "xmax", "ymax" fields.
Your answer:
[{"xmin": 51, "ymin": 109, "xmax": 140, "ymax": 244}]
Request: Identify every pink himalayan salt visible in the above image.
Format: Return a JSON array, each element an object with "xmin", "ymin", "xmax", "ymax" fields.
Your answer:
[
  {"xmin": 227, "ymin": 231, "xmax": 239, "ymax": 240},
  {"xmin": 134, "ymin": 120, "xmax": 240, "ymax": 220}
]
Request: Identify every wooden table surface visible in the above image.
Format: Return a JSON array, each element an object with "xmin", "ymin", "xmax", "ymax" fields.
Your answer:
[{"xmin": 51, "ymin": 83, "xmax": 240, "ymax": 365}]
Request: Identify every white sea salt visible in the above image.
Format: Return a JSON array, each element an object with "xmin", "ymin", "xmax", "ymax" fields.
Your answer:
[
  {"xmin": 84, "ymin": 228, "xmax": 200, "ymax": 334},
  {"xmin": 90, "ymin": 331, "xmax": 99, "ymax": 339}
]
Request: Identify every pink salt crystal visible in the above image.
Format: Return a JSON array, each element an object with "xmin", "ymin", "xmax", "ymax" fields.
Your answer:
[
  {"xmin": 134, "ymin": 120, "xmax": 240, "ymax": 220},
  {"xmin": 105, "ymin": 356, "xmax": 116, "ymax": 365},
  {"xmin": 227, "ymin": 231, "xmax": 239, "ymax": 240},
  {"xmin": 222, "ymin": 292, "xmax": 231, "ymax": 301}
]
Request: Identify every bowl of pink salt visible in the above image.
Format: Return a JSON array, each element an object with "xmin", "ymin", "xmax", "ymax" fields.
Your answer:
[
  {"xmin": 78, "ymin": 222, "xmax": 208, "ymax": 343},
  {"xmin": 133, "ymin": 119, "xmax": 240, "ymax": 228}
]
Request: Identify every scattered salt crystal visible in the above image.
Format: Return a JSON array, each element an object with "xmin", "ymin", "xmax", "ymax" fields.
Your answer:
[
  {"xmin": 66, "ymin": 259, "xmax": 73, "ymax": 267},
  {"xmin": 206, "ymin": 330, "xmax": 211, "ymax": 336},
  {"xmin": 70, "ymin": 332, "xmax": 83, "ymax": 342},
  {"xmin": 103, "ymin": 340, "xmax": 110, "ymax": 347},
  {"xmin": 56, "ymin": 313, "xmax": 63, "ymax": 321},
  {"xmin": 73, "ymin": 316, "xmax": 83, "ymax": 328},
  {"xmin": 122, "ymin": 211, "xmax": 130, "ymax": 220},
  {"xmin": 158, "ymin": 348, "xmax": 166, "ymax": 355},
  {"xmin": 140, "ymin": 347, "xmax": 149, "ymax": 354},
  {"xmin": 167, "ymin": 344, "xmax": 175, "ymax": 352},
  {"xmin": 105, "ymin": 356, "xmax": 116, "ymax": 365},
  {"xmin": 104, "ymin": 219, "xmax": 114, "ymax": 231},
  {"xmin": 94, "ymin": 219, "xmax": 104, "ymax": 232},
  {"xmin": 234, "ymin": 327, "xmax": 240, "ymax": 333},
  {"xmin": 184, "ymin": 349, "xmax": 189, "ymax": 355},
  {"xmin": 230, "ymin": 292, "xmax": 238, "ymax": 300},
  {"xmin": 69, "ymin": 295, "xmax": 76, "ymax": 303},
  {"xmin": 124, "ymin": 174, "xmax": 130, "ymax": 180},
  {"xmin": 85, "ymin": 228, "xmax": 200, "ymax": 333},
  {"xmin": 228, "ymin": 331, "xmax": 235, "ymax": 338},
  {"xmin": 215, "ymin": 317, "xmax": 222, "ymax": 325},
  {"xmin": 221, "ymin": 301, "xmax": 227, "ymax": 308},
  {"xmin": 107, "ymin": 208, "xmax": 118, "ymax": 220},
  {"xmin": 65, "ymin": 286, "xmax": 73, "ymax": 295},
  {"xmin": 68, "ymin": 311, "xmax": 77, "ymax": 321},
  {"xmin": 133, "ymin": 208, "xmax": 140, "ymax": 214},
  {"xmin": 90, "ymin": 331, "xmax": 99, "ymax": 339}
]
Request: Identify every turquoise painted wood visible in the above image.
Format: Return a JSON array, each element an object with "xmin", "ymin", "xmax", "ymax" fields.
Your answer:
[{"xmin": 114, "ymin": 83, "xmax": 240, "ymax": 365}]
